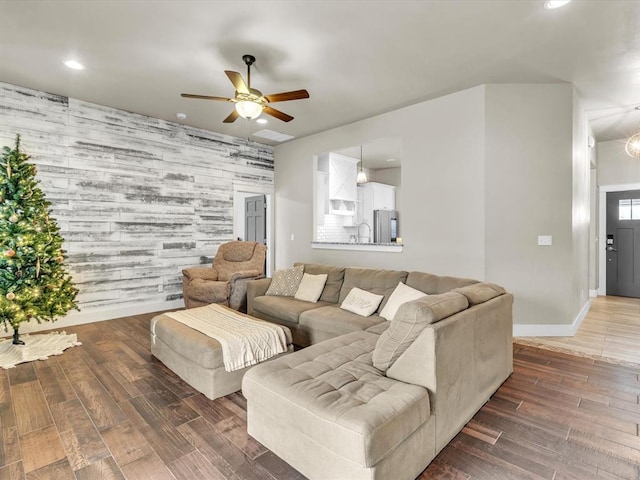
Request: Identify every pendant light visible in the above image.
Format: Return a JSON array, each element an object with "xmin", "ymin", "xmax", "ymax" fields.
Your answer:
[
  {"xmin": 625, "ymin": 105, "xmax": 640, "ymax": 157},
  {"xmin": 356, "ymin": 144, "xmax": 368, "ymax": 184},
  {"xmin": 626, "ymin": 132, "xmax": 640, "ymax": 157}
]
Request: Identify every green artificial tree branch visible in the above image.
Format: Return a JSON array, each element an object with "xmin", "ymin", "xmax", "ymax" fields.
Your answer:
[{"xmin": 0, "ymin": 135, "xmax": 79, "ymax": 335}]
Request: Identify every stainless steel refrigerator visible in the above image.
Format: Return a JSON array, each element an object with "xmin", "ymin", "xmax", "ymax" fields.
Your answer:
[{"xmin": 373, "ymin": 210, "xmax": 398, "ymax": 243}]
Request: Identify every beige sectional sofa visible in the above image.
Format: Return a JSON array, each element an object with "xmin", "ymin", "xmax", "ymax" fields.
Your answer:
[{"xmin": 243, "ymin": 263, "xmax": 513, "ymax": 480}]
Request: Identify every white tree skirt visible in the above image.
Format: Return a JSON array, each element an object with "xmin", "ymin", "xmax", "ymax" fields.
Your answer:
[{"xmin": 0, "ymin": 331, "xmax": 81, "ymax": 369}]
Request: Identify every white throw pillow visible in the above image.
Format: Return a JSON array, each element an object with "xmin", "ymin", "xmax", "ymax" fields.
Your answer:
[
  {"xmin": 380, "ymin": 282, "xmax": 428, "ymax": 321},
  {"xmin": 294, "ymin": 273, "xmax": 328, "ymax": 303},
  {"xmin": 340, "ymin": 287, "xmax": 384, "ymax": 317},
  {"xmin": 265, "ymin": 265, "xmax": 304, "ymax": 296}
]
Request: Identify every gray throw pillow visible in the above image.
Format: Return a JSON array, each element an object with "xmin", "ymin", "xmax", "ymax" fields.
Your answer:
[
  {"xmin": 265, "ymin": 265, "xmax": 304, "ymax": 297},
  {"xmin": 372, "ymin": 292, "xmax": 469, "ymax": 372}
]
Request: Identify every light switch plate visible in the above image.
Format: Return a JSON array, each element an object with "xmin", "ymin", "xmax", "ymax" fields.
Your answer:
[{"xmin": 538, "ymin": 235, "xmax": 552, "ymax": 246}]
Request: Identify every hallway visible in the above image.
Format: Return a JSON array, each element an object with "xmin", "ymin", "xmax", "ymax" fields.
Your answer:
[{"xmin": 517, "ymin": 295, "xmax": 640, "ymax": 366}]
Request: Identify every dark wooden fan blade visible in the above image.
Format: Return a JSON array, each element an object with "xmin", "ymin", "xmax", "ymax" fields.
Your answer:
[
  {"xmin": 264, "ymin": 106, "xmax": 293, "ymax": 122},
  {"xmin": 264, "ymin": 89, "xmax": 310, "ymax": 103},
  {"xmin": 225, "ymin": 70, "xmax": 249, "ymax": 94},
  {"xmin": 223, "ymin": 109, "xmax": 239, "ymax": 123},
  {"xmin": 181, "ymin": 93, "xmax": 233, "ymax": 101}
]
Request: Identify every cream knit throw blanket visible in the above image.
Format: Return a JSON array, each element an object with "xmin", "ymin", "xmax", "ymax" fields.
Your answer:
[
  {"xmin": 0, "ymin": 332, "xmax": 81, "ymax": 369},
  {"xmin": 165, "ymin": 304, "xmax": 289, "ymax": 372}
]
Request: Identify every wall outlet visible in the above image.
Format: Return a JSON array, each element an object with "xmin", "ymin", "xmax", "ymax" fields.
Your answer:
[
  {"xmin": 291, "ymin": 234, "xmax": 295, "ymax": 241},
  {"xmin": 537, "ymin": 235, "xmax": 552, "ymax": 246}
]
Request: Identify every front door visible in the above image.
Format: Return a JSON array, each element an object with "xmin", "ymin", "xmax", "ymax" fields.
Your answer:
[
  {"xmin": 606, "ymin": 190, "xmax": 640, "ymax": 297},
  {"xmin": 244, "ymin": 195, "xmax": 266, "ymax": 244}
]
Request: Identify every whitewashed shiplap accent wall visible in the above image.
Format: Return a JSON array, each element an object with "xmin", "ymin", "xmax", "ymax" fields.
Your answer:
[{"xmin": 0, "ymin": 82, "xmax": 273, "ymax": 333}]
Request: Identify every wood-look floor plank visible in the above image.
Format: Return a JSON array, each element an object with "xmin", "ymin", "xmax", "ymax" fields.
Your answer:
[
  {"xmin": 176, "ymin": 417, "xmax": 247, "ymax": 477},
  {"xmin": 33, "ymin": 361, "xmax": 76, "ymax": 406},
  {"xmin": 517, "ymin": 295, "xmax": 640, "ymax": 368},
  {"xmin": 49, "ymin": 398, "xmax": 111, "ymax": 470},
  {"xmin": 25, "ymin": 459, "xmax": 74, "ymax": 480},
  {"xmin": 183, "ymin": 393, "xmax": 237, "ymax": 425},
  {"xmin": 418, "ymin": 459, "xmax": 471, "ymax": 479},
  {"xmin": 0, "ymin": 373, "xmax": 20, "ymax": 469},
  {"xmin": 461, "ymin": 420, "xmax": 502, "ymax": 445},
  {"xmin": 7, "ymin": 363, "xmax": 37, "ymax": 386},
  {"xmin": 252, "ymin": 451, "xmax": 306, "ymax": 480},
  {"xmin": 19, "ymin": 425, "xmax": 66, "ymax": 474},
  {"xmin": 120, "ymin": 395, "xmax": 195, "ymax": 464},
  {"xmin": 214, "ymin": 416, "xmax": 268, "ymax": 460},
  {"xmin": 73, "ymin": 456, "xmax": 124, "ymax": 480},
  {"xmin": 450, "ymin": 433, "xmax": 554, "ymax": 480},
  {"xmin": 120, "ymin": 452, "xmax": 179, "ymax": 480},
  {"xmin": 168, "ymin": 450, "xmax": 227, "ymax": 480},
  {"xmin": 100, "ymin": 421, "xmax": 154, "ymax": 468},
  {"xmin": 71, "ymin": 377, "xmax": 129, "ymax": 432},
  {"xmin": 89, "ymin": 363, "xmax": 139, "ymax": 403},
  {"xmin": 1, "ymin": 298, "xmax": 639, "ymax": 480},
  {"xmin": 0, "ymin": 461, "xmax": 24, "ymax": 480},
  {"xmin": 11, "ymin": 381, "xmax": 53, "ymax": 436}
]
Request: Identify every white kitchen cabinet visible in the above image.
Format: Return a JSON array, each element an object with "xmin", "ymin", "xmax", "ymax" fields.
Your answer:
[
  {"xmin": 328, "ymin": 153, "xmax": 358, "ymax": 202},
  {"xmin": 357, "ymin": 182, "xmax": 396, "ymax": 226}
]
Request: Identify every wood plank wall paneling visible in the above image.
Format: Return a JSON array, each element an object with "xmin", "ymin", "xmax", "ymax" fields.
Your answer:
[{"xmin": 0, "ymin": 81, "xmax": 274, "ymax": 314}]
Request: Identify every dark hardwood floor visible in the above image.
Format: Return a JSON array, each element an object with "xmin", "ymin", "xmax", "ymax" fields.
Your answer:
[{"xmin": 0, "ymin": 312, "xmax": 638, "ymax": 480}]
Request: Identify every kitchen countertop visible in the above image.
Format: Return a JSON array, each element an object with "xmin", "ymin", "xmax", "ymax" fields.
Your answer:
[{"xmin": 311, "ymin": 241, "xmax": 403, "ymax": 252}]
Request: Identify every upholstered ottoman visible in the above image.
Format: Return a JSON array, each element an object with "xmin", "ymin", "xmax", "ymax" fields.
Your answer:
[{"xmin": 150, "ymin": 307, "xmax": 293, "ymax": 400}]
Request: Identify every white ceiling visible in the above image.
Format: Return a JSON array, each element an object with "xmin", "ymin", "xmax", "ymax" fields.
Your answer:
[{"xmin": 1, "ymin": 0, "xmax": 640, "ymax": 147}]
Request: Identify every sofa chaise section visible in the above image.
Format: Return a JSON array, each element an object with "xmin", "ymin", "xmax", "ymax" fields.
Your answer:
[
  {"xmin": 243, "ymin": 278, "xmax": 513, "ymax": 480},
  {"xmin": 242, "ymin": 329, "xmax": 436, "ymax": 480}
]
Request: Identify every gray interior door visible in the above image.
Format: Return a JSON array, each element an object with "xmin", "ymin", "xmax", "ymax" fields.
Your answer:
[
  {"xmin": 606, "ymin": 190, "xmax": 640, "ymax": 297},
  {"xmin": 244, "ymin": 195, "xmax": 266, "ymax": 243}
]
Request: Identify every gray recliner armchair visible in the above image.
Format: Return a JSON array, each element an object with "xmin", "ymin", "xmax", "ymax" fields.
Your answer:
[{"xmin": 182, "ymin": 241, "xmax": 267, "ymax": 311}]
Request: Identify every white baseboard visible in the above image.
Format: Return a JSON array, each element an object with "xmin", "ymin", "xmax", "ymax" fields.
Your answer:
[
  {"xmin": 589, "ymin": 289, "xmax": 598, "ymax": 298},
  {"xmin": 0, "ymin": 299, "xmax": 185, "ymax": 338},
  {"xmin": 513, "ymin": 300, "xmax": 591, "ymax": 337}
]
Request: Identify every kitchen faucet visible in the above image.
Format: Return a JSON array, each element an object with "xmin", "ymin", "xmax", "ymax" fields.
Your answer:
[{"xmin": 357, "ymin": 222, "xmax": 372, "ymax": 243}]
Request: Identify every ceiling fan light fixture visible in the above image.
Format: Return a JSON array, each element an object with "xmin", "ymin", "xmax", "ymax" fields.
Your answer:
[
  {"xmin": 625, "ymin": 132, "xmax": 640, "ymax": 157},
  {"xmin": 235, "ymin": 100, "xmax": 263, "ymax": 120}
]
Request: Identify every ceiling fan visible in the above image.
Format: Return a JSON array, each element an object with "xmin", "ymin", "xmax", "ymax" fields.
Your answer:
[{"xmin": 181, "ymin": 54, "xmax": 310, "ymax": 123}]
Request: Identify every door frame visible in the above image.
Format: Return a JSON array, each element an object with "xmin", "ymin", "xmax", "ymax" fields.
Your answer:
[
  {"xmin": 233, "ymin": 182, "xmax": 274, "ymax": 276},
  {"xmin": 598, "ymin": 182, "xmax": 640, "ymax": 295}
]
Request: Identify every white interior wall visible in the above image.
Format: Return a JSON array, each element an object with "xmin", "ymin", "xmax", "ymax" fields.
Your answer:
[
  {"xmin": 275, "ymin": 83, "xmax": 590, "ymax": 330},
  {"xmin": 597, "ymin": 139, "xmax": 640, "ymax": 186},
  {"xmin": 571, "ymin": 88, "xmax": 591, "ymax": 327},
  {"xmin": 274, "ymin": 86, "xmax": 487, "ymax": 279},
  {"xmin": 0, "ymin": 81, "xmax": 274, "ymax": 334},
  {"xmin": 484, "ymin": 84, "xmax": 585, "ymax": 330}
]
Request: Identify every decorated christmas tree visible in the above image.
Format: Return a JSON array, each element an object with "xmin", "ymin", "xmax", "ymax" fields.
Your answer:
[{"xmin": 0, "ymin": 135, "xmax": 78, "ymax": 344}]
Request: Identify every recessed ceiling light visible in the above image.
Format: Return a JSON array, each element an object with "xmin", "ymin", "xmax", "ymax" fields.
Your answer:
[
  {"xmin": 64, "ymin": 59, "xmax": 85, "ymax": 70},
  {"xmin": 386, "ymin": 158, "xmax": 397, "ymax": 163},
  {"xmin": 176, "ymin": 112, "xmax": 187, "ymax": 120},
  {"xmin": 544, "ymin": 0, "xmax": 571, "ymax": 9},
  {"xmin": 256, "ymin": 118, "xmax": 268, "ymax": 124}
]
